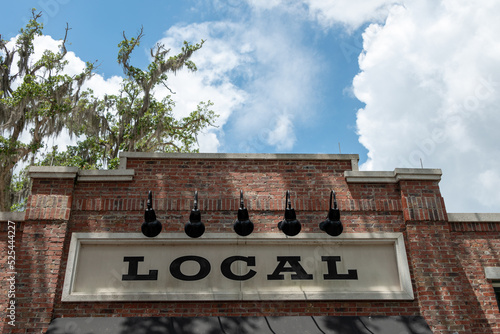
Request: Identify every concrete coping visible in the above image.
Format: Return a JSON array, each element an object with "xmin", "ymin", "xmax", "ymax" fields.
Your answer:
[
  {"xmin": 344, "ymin": 168, "xmax": 442, "ymax": 183},
  {"xmin": 448, "ymin": 213, "xmax": 500, "ymax": 222},
  {"xmin": 78, "ymin": 169, "xmax": 135, "ymax": 182},
  {"xmin": 0, "ymin": 211, "xmax": 25, "ymax": 222},
  {"xmin": 118, "ymin": 152, "xmax": 360, "ymax": 171},
  {"xmin": 119, "ymin": 152, "xmax": 360, "ymax": 160},
  {"xmin": 28, "ymin": 166, "xmax": 78, "ymax": 179},
  {"xmin": 485, "ymin": 267, "xmax": 500, "ymax": 280},
  {"xmin": 28, "ymin": 166, "xmax": 135, "ymax": 182}
]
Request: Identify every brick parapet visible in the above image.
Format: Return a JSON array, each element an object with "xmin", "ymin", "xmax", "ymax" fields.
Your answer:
[
  {"xmin": 12, "ymin": 221, "xmax": 69, "ymax": 333},
  {"xmin": 10, "ymin": 174, "xmax": 76, "ymax": 332},
  {"xmin": 25, "ymin": 178, "xmax": 75, "ymax": 221},
  {"xmin": 399, "ymin": 180, "xmax": 448, "ymax": 222},
  {"xmin": 13, "ymin": 153, "xmax": 499, "ymax": 333}
]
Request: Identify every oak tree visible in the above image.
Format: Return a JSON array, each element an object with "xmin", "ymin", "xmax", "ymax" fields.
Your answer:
[{"xmin": 0, "ymin": 10, "xmax": 217, "ymax": 211}]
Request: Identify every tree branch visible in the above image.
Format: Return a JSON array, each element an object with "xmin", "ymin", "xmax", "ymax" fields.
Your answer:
[{"xmin": 118, "ymin": 26, "xmax": 144, "ymax": 77}]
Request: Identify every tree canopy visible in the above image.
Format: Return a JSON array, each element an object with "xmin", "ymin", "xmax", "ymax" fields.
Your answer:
[{"xmin": 0, "ymin": 10, "xmax": 217, "ymax": 211}]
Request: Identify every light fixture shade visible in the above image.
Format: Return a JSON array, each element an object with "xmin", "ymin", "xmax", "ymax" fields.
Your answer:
[
  {"xmin": 278, "ymin": 191, "xmax": 301, "ymax": 236},
  {"xmin": 141, "ymin": 191, "xmax": 162, "ymax": 238},
  {"xmin": 319, "ymin": 190, "xmax": 343, "ymax": 236},
  {"xmin": 234, "ymin": 190, "xmax": 254, "ymax": 236},
  {"xmin": 185, "ymin": 191, "xmax": 205, "ymax": 238}
]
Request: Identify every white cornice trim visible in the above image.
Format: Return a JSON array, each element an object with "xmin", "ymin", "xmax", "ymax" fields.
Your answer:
[
  {"xmin": 0, "ymin": 211, "xmax": 25, "ymax": 222},
  {"xmin": 448, "ymin": 213, "xmax": 500, "ymax": 222},
  {"xmin": 119, "ymin": 152, "xmax": 359, "ymax": 160},
  {"xmin": 28, "ymin": 166, "xmax": 134, "ymax": 182},
  {"xmin": 345, "ymin": 168, "xmax": 442, "ymax": 183},
  {"xmin": 77, "ymin": 169, "xmax": 135, "ymax": 182},
  {"xmin": 485, "ymin": 267, "xmax": 500, "ymax": 280},
  {"xmin": 28, "ymin": 166, "xmax": 78, "ymax": 179}
]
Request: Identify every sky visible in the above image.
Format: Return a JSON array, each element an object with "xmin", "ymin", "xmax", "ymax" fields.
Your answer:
[{"xmin": 1, "ymin": 0, "xmax": 499, "ymax": 213}]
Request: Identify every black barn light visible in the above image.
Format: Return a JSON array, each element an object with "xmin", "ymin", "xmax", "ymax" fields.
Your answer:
[
  {"xmin": 141, "ymin": 191, "xmax": 162, "ymax": 238},
  {"xmin": 185, "ymin": 191, "xmax": 205, "ymax": 238},
  {"xmin": 277, "ymin": 190, "xmax": 301, "ymax": 236},
  {"xmin": 234, "ymin": 190, "xmax": 254, "ymax": 236},
  {"xmin": 319, "ymin": 190, "xmax": 343, "ymax": 236}
]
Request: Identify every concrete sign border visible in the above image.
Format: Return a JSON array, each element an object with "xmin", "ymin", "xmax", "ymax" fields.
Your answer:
[{"xmin": 62, "ymin": 233, "xmax": 414, "ymax": 302}]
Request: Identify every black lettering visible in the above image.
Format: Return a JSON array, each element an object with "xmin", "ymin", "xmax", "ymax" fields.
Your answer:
[
  {"xmin": 170, "ymin": 256, "xmax": 211, "ymax": 281},
  {"xmin": 122, "ymin": 256, "xmax": 158, "ymax": 281},
  {"xmin": 221, "ymin": 256, "xmax": 257, "ymax": 281},
  {"xmin": 322, "ymin": 256, "xmax": 358, "ymax": 280},
  {"xmin": 267, "ymin": 256, "xmax": 313, "ymax": 280}
]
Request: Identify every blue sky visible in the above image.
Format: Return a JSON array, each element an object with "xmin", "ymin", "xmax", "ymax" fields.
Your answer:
[{"xmin": 2, "ymin": 1, "xmax": 500, "ymax": 213}]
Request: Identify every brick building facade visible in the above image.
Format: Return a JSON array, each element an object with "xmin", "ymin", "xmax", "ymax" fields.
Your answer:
[{"xmin": 1, "ymin": 152, "xmax": 500, "ymax": 333}]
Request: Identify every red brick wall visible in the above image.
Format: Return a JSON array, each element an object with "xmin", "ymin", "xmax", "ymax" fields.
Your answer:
[
  {"xmin": 8, "ymin": 178, "xmax": 73, "ymax": 333},
  {"xmin": 1, "ymin": 225, "xmax": 14, "ymax": 334},
  {"xmin": 451, "ymin": 223, "xmax": 500, "ymax": 333},
  {"xmin": 9, "ymin": 156, "xmax": 500, "ymax": 333},
  {"xmin": 13, "ymin": 221, "xmax": 68, "ymax": 333}
]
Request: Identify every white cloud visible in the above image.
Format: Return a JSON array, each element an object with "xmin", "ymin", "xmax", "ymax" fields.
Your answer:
[
  {"xmin": 247, "ymin": 0, "xmax": 284, "ymax": 10},
  {"xmin": 153, "ymin": 22, "xmax": 247, "ymax": 152},
  {"xmin": 267, "ymin": 113, "xmax": 295, "ymax": 150},
  {"xmin": 82, "ymin": 75, "xmax": 122, "ymax": 98},
  {"xmin": 155, "ymin": 21, "xmax": 248, "ymax": 122},
  {"xmin": 197, "ymin": 132, "xmax": 220, "ymax": 152},
  {"xmin": 352, "ymin": 0, "xmax": 500, "ymax": 212},
  {"xmin": 305, "ymin": 0, "xmax": 400, "ymax": 30},
  {"xmin": 246, "ymin": 0, "xmax": 401, "ymax": 30},
  {"xmin": 156, "ymin": 16, "xmax": 321, "ymax": 153}
]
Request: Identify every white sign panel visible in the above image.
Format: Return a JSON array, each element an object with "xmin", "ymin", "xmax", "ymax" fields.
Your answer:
[{"xmin": 62, "ymin": 233, "xmax": 413, "ymax": 301}]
